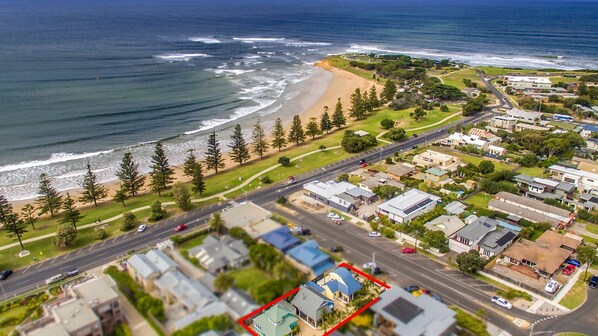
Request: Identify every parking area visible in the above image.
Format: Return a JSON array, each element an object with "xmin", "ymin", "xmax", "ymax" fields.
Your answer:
[{"xmin": 434, "ymin": 268, "xmax": 497, "ymax": 293}]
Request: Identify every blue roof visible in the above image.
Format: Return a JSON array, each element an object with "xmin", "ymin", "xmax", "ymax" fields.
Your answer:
[
  {"xmin": 330, "ymin": 268, "xmax": 362, "ymax": 296},
  {"xmin": 288, "ymin": 241, "xmax": 334, "ymax": 276},
  {"xmin": 261, "ymin": 227, "xmax": 300, "ymax": 252},
  {"xmin": 496, "ymin": 220, "xmax": 522, "ymax": 233},
  {"xmin": 583, "ymin": 125, "xmax": 598, "ymax": 132},
  {"xmin": 306, "ymin": 281, "xmax": 326, "ymax": 294}
]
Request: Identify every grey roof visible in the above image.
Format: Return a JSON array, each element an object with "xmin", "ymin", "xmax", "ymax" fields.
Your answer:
[
  {"xmin": 387, "ymin": 163, "xmax": 415, "ymax": 177},
  {"xmin": 371, "ymin": 287, "xmax": 456, "ymax": 336},
  {"xmin": 425, "ymin": 215, "xmax": 466, "ymax": 237},
  {"xmin": 290, "ymin": 285, "xmax": 333, "ymax": 320},
  {"xmin": 478, "ymin": 228, "xmax": 518, "ymax": 254},
  {"xmin": 221, "ymin": 288, "xmax": 259, "ymax": 320},
  {"xmin": 444, "ymin": 201, "xmax": 467, "ymax": 215},
  {"xmin": 198, "ymin": 273, "xmax": 216, "ymax": 293},
  {"xmin": 489, "ymin": 199, "xmax": 562, "ymax": 228},
  {"xmin": 221, "ymin": 202, "xmax": 271, "ymax": 229},
  {"xmin": 515, "ymin": 174, "xmax": 575, "ymax": 193},
  {"xmin": 189, "ymin": 235, "xmax": 249, "ymax": 273},
  {"xmin": 344, "ymin": 187, "xmax": 376, "ymax": 199},
  {"xmin": 127, "ymin": 249, "xmax": 177, "ymax": 280},
  {"xmin": 452, "ymin": 216, "xmax": 497, "ymax": 241}
]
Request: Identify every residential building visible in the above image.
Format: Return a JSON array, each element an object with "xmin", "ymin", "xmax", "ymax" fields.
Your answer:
[
  {"xmin": 449, "ymin": 217, "xmax": 498, "ymax": 254},
  {"xmin": 221, "ymin": 202, "xmax": 281, "ymax": 239},
  {"xmin": 221, "ymin": 288, "xmax": 259, "ymax": 320},
  {"xmin": 580, "ymin": 125, "xmax": 598, "ymax": 138},
  {"xmin": 253, "ymin": 303, "xmax": 298, "ymax": 336},
  {"xmin": 505, "ymin": 76, "xmax": 552, "ymax": 90},
  {"xmin": 371, "ymin": 286, "xmax": 456, "ymax": 336},
  {"xmin": 444, "ymin": 201, "xmax": 467, "ymax": 216},
  {"xmin": 579, "ymin": 193, "xmax": 598, "ymax": 211},
  {"xmin": 468, "ymin": 128, "xmax": 501, "ymax": 144},
  {"xmin": 359, "ymin": 172, "xmax": 405, "ymax": 193},
  {"xmin": 489, "ymin": 115, "xmax": 518, "ymax": 131},
  {"xmin": 507, "ymin": 108, "xmax": 543, "ymax": 124},
  {"xmin": 412, "ymin": 150, "xmax": 462, "ymax": 171},
  {"xmin": 477, "ymin": 228, "xmax": 518, "ymax": 259},
  {"xmin": 261, "ymin": 227, "xmax": 301, "ymax": 252},
  {"xmin": 487, "ymin": 145, "xmax": 507, "ymax": 157},
  {"xmin": 386, "ymin": 163, "xmax": 416, "ymax": 181},
  {"xmin": 549, "ymin": 164, "xmax": 598, "ymax": 194},
  {"xmin": 502, "ymin": 231, "xmax": 582, "ymax": 278},
  {"xmin": 317, "ymin": 267, "xmax": 362, "ymax": 303},
  {"xmin": 188, "ymin": 235, "xmax": 249, "ymax": 273},
  {"xmin": 514, "ymin": 174, "xmax": 575, "ymax": 202},
  {"xmin": 572, "ymin": 157, "xmax": 598, "ymax": 174},
  {"xmin": 20, "ymin": 277, "xmax": 124, "ymax": 336},
  {"xmin": 514, "ymin": 123, "xmax": 550, "ymax": 132},
  {"xmin": 303, "ymin": 180, "xmax": 376, "ymax": 212},
  {"xmin": 442, "ymin": 132, "xmax": 488, "ymax": 150},
  {"xmin": 423, "ymin": 168, "xmax": 453, "ymax": 188},
  {"xmin": 290, "ymin": 285, "xmax": 334, "ymax": 329},
  {"xmin": 376, "ymin": 189, "xmax": 441, "ymax": 224},
  {"xmin": 287, "ymin": 240, "xmax": 335, "ymax": 277},
  {"xmin": 127, "ymin": 249, "xmax": 177, "ymax": 292},
  {"xmin": 488, "ymin": 191, "xmax": 575, "ymax": 229},
  {"xmin": 586, "ymin": 138, "xmax": 598, "ymax": 153},
  {"xmin": 425, "ymin": 215, "xmax": 466, "ymax": 238}
]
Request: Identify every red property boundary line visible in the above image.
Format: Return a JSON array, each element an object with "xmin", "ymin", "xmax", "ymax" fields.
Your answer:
[{"xmin": 238, "ymin": 263, "xmax": 390, "ymax": 336}]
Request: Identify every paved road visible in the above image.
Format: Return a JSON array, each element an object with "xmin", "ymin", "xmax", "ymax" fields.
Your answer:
[
  {"xmin": 275, "ymin": 204, "xmax": 532, "ymax": 336},
  {"xmin": 531, "ymin": 286, "xmax": 598, "ymax": 335}
]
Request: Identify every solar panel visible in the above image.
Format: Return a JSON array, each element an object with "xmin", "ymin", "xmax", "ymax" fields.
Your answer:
[
  {"xmin": 383, "ymin": 297, "xmax": 423, "ymax": 324},
  {"xmin": 403, "ymin": 198, "xmax": 433, "ymax": 215}
]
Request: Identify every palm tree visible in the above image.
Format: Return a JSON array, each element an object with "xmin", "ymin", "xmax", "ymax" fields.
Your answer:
[{"xmin": 209, "ymin": 212, "xmax": 225, "ymax": 236}]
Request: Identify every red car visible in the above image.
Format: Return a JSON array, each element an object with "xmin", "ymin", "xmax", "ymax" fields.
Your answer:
[
  {"xmin": 174, "ymin": 224, "xmax": 187, "ymax": 232},
  {"xmin": 562, "ymin": 264, "xmax": 576, "ymax": 275},
  {"xmin": 401, "ymin": 247, "xmax": 416, "ymax": 254}
]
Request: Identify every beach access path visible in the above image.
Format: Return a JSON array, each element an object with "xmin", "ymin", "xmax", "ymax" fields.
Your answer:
[{"xmin": 0, "ymin": 114, "xmax": 460, "ymax": 252}]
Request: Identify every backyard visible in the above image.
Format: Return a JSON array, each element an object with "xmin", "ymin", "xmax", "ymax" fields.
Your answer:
[{"xmin": 228, "ymin": 267, "xmax": 272, "ymax": 292}]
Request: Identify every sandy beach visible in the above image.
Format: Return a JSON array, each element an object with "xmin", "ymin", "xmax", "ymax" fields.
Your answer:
[{"xmin": 11, "ymin": 61, "xmax": 380, "ymax": 211}]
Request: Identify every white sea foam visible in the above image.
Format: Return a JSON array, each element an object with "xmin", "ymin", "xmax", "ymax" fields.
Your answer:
[
  {"xmin": 155, "ymin": 53, "xmax": 212, "ymax": 62},
  {"xmin": 0, "ymin": 150, "xmax": 114, "ymax": 173},
  {"xmin": 211, "ymin": 68, "xmax": 256, "ymax": 76},
  {"xmin": 233, "ymin": 37, "xmax": 286, "ymax": 43},
  {"xmin": 188, "ymin": 37, "xmax": 222, "ymax": 44},
  {"xmin": 285, "ymin": 41, "xmax": 331, "ymax": 47}
]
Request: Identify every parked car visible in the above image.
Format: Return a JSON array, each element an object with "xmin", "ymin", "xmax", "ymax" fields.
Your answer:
[
  {"xmin": 565, "ymin": 259, "xmax": 581, "ymax": 267},
  {"xmin": 357, "ymin": 159, "xmax": 366, "ymax": 165},
  {"xmin": 290, "ymin": 226, "xmax": 302, "ymax": 233},
  {"xmin": 360, "ymin": 162, "xmax": 368, "ymax": 168},
  {"xmin": 401, "ymin": 247, "xmax": 416, "ymax": 254},
  {"xmin": 431, "ymin": 293, "xmax": 443, "ymax": 302},
  {"xmin": 66, "ymin": 269, "xmax": 79, "ymax": 277},
  {"xmin": 412, "ymin": 134, "xmax": 418, "ymax": 138},
  {"xmin": 0, "ymin": 270, "xmax": 13, "ymax": 281},
  {"xmin": 298, "ymin": 228, "xmax": 311, "ymax": 236},
  {"xmin": 287, "ymin": 176, "xmax": 296, "ymax": 184},
  {"xmin": 174, "ymin": 224, "xmax": 187, "ymax": 232},
  {"xmin": 562, "ymin": 264, "xmax": 576, "ymax": 275},
  {"xmin": 137, "ymin": 224, "xmax": 147, "ymax": 232},
  {"xmin": 589, "ymin": 275, "xmax": 598, "ymax": 289},
  {"xmin": 371, "ymin": 266, "xmax": 383, "ymax": 275},
  {"xmin": 545, "ymin": 279, "xmax": 560, "ymax": 293},
  {"xmin": 491, "ymin": 296, "xmax": 512, "ymax": 310},
  {"xmin": 362, "ymin": 262, "xmax": 377, "ymax": 269},
  {"xmin": 45, "ymin": 274, "xmax": 66, "ymax": 285},
  {"xmin": 327, "ymin": 212, "xmax": 341, "ymax": 219},
  {"xmin": 329, "ymin": 245, "xmax": 343, "ymax": 253},
  {"xmin": 404, "ymin": 285, "xmax": 420, "ymax": 293},
  {"xmin": 368, "ymin": 231, "xmax": 381, "ymax": 237}
]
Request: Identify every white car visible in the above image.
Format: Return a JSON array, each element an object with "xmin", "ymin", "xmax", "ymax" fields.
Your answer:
[
  {"xmin": 137, "ymin": 224, "xmax": 147, "ymax": 232},
  {"xmin": 368, "ymin": 231, "xmax": 381, "ymax": 237},
  {"xmin": 545, "ymin": 279, "xmax": 560, "ymax": 293},
  {"xmin": 491, "ymin": 296, "xmax": 512, "ymax": 310},
  {"xmin": 327, "ymin": 212, "xmax": 342, "ymax": 220},
  {"xmin": 45, "ymin": 274, "xmax": 65, "ymax": 285},
  {"xmin": 290, "ymin": 226, "xmax": 302, "ymax": 233},
  {"xmin": 362, "ymin": 262, "xmax": 377, "ymax": 269}
]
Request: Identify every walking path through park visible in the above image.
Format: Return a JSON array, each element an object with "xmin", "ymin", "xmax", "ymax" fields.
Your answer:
[{"xmin": 2, "ymin": 113, "xmax": 461, "ymax": 252}]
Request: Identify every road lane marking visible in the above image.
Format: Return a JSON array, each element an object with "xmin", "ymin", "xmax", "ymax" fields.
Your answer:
[{"xmin": 49, "ymin": 257, "xmax": 57, "ymax": 264}]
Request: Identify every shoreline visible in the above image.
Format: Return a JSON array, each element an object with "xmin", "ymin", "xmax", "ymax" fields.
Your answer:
[{"xmin": 9, "ymin": 61, "xmax": 380, "ymax": 210}]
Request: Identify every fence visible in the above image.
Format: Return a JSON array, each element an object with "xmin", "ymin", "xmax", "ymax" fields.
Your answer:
[{"xmin": 483, "ymin": 268, "xmax": 553, "ymax": 299}]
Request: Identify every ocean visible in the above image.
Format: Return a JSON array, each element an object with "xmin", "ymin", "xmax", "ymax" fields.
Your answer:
[{"xmin": 1, "ymin": 0, "xmax": 597, "ymax": 201}]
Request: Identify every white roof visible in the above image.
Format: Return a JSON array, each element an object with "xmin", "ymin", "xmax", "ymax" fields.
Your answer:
[
  {"xmin": 448, "ymin": 132, "xmax": 488, "ymax": 147},
  {"xmin": 128, "ymin": 249, "xmax": 177, "ymax": 280},
  {"xmin": 550, "ymin": 165, "xmax": 598, "ymax": 180},
  {"xmin": 303, "ymin": 180, "xmax": 356, "ymax": 199},
  {"xmin": 507, "ymin": 108, "xmax": 542, "ymax": 119},
  {"xmin": 425, "ymin": 215, "xmax": 466, "ymax": 237},
  {"xmin": 377, "ymin": 189, "xmax": 440, "ymax": 218},
  {"xmin": 488, "ymin": 145, "xmax": 506, "ymax": 152},
  {"xmin": 416, "ymin": 150, "xmax": 456, "ymax": 161},
  {"xmin": 506, "ymin": 76, "xmax": 552, "ymax": 84}
]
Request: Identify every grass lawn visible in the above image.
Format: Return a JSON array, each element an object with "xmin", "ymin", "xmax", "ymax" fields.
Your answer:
[
  {"xmin": 559, "ymin": 276, "xmax": 588, "ymax": 310},
  {"xmin": 550, "ymin": 121, "xmax": 577, "ymax": 130},
  {"xmin": 516, "ymin": 166, "xmax": 546, "ymax": 177},
  {"xmin": 465, "ymin": 193, "xmax": 493, "ymax": 208},
  {"xmin": 178, "ymin": 234, "xmax": 208, "ymax": 249},
  {"xmin": 348, "ymin": 175, "xmax": 363, "ymax": 185},
  {"xmin": 324, "ymin": 55, "xmax": 376, "ymax": 80},
  {"xmin": 228, "ymin": 267, "xmax": 272, "ymax": 292},
  {"xmin": 440, "ymin": 69, "xmax": 482, "ymax": 90},
  {"xmin": 429, "ymin": 148, "xmax": 515, "ymax": 172},
  {"xmin": 550, "ymin": 76, "xmax": 579, "ymax": 84},
  {"xmin": 584, "ymin": 223, "xmax": 598, "ymax": 235}
]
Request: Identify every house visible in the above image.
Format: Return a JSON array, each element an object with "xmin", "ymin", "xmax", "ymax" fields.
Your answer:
[
  {"xmin": 580, "ymin": 125, "xmax": 598, "ymax": 138},
  {"xmin": 549, "ymin": 164, "xmax": 598, "ymax": 194},
  {"xmin": 425, "ymin": 215, "xmax": 466, "ymax": 238},
  {"xmin": 359, "ymin": 172, "xmax": 404, "ymax": 193},
  {"xmin": 376, "ymin": 189, "xmax": 441, "ymax": 224},
  {"xmin": 468, "ymin": 128, "xmax": 501, "ymax": 144},
  {"xmin": 477, "ymin": 228, "xmax": 518, "ymax": 259},
  {"xmin": 442, "ymin": 132, "xmax": 488, "ymax": 150},
  {"xmin": 586, "ymin": 138, "xmax": 598, "ymax": 153},
  {"xmin": 449, "ymin": 216, "xmax": 498, "ymax": 254},
  {"xmin": 20, "ymin": 277, "xmax": 124, "ymax": 336},
  {"xmin": 318, "ymin": 267, "xmax": 362, "ymax": 303},
  {"xmin": 502, "ymin": 231, "xmax": 582, "ymax": 278},
  {"xmin": 303, "ymin": 180, "xmax": 376, "ymax": 212},
  {"xmin": 253, "ymin": 303, "xmax": 298, "ymax": 336},
  {"xmin": 514, "ymin": 123, "xmax": 550, "ymax": 132},
  {"xmin": 290, "ymin": 284, "xmax": 334, "ymax": 329},
  {"xmin": 188, "ymin": 235, "xmax": 249, "ymax": 273},
  {"xmin": 505, "ymin": 76, "xmax": 552, "ymax": 90},
  {"xmin": 444, "ymin": 201, "xmax": 467, "ymax": 216},
  {"xmin": 221, "ymin": 288, "xmax": 259, "ymax": 320},
  {"xmin": 579, "ymin": 193, "xmax": 598, "ymax": 211},
  {"xmin": 127, "ymin": 249, "xmax": 177, "ymax": 291},
  {"xmin": 487, "ymin": 145, "xmax": 507, "ymax": 157},
  {"xmin": 371, "ymin": 286, "xmax": 456, "ymax": 336},
  {"xmin": 261, "ymin": 227, "xmax": 301, "ymax": 253},
  {"xmin": 514, "ymin": 174, "xmax": 575, "ymax": 202},
  {"xmin": 489, "ymin": 115, "xmax": 518, "ymax": 131},
  {"xmin": 412, "ymin": 150, "xmax": 462, "ymax": 171},
  {"xmin": 423, "ymin": 168, "xmax": 453, "ymax": 188},
  {"xmin": 386, "ymin": 163, "xmax": 416, "ymax": 181},
  {"xmin": 221, "ymin": 202, "xmax": 281, "ymax": 239},
  {"xmin": 488, "ymin": 191, "xmax": 575, "ymax": 229},
  {"xmin": 507, "ymin": 108, "xmax": 543, "ymax": 124},
  {"xmin": 573, "ymin": 157, "xmax": 598, "ymax": 174},
  {"xmin": 287, "ymin": 240, "xmax": 335, "ymax": 277}
]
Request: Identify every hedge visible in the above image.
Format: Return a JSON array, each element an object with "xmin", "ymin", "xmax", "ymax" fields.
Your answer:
[
  {"xmin": 450, "ymin": 306, "xmax": 490, "ymax": 336},
  {"xmin": 171, "ymin": 228, "xmax": 209, "ymax": 246}
]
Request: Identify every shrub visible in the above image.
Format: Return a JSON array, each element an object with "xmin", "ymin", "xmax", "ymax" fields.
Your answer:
[
  {"xmin": 319, "ymin": 144, "xmax": 327, "ymax": 151},
  {"xmin": 496, "ymin": 288, "xmax": 532, "ymax": 302},
  {"xmin": 95, "ymin": 228, "xmax": 107, "ymax": 240},
  {"xmin": 121, "ymin": 212, "xmax": 136, "ymax": 231},
  {"xmin": 276, "ymin": 196, "xmax": 287, "ymax": 205},
  {"xmin": 149, "ymin": 200, "xmax": 166, "ymax": 221},
  {"xmin": 261, "ymin": 175, "xmax": 273, "ymax": 184},
  {"xmin": 380, "ymin": 118, "xmax": 395, "ymax": 130},
  {"xmin": 385, "ymin": 157, "xmax": 394, "ymax": 164},
  {"xmin": 451, "ymin": 307, "xmax": 490, "ymax": 336},
  {"xmin": 385, "ymin": 127, "xmax": 406, "ymax": 141},
  {"xmin": 278, "ymin": 156, "xmax": 291, "ymax": 166}
]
